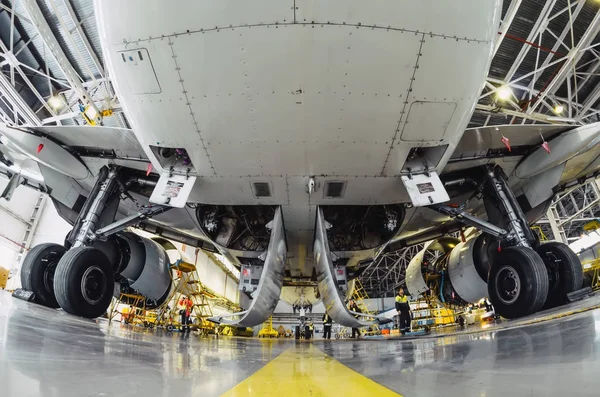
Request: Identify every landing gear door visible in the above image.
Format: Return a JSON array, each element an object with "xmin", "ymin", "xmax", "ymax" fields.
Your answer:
[
  {"xmin": 401, "ymin": 172, "xmax": 449, "ymax": 206},
  {"xmin": 149, "ymin": 172, "xmax": 196, "ymax": 208}
]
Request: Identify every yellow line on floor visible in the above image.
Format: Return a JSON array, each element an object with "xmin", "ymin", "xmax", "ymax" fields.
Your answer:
[{"xmin": 221, "ymin": 345, "xmax": 402, "ymax": 397}]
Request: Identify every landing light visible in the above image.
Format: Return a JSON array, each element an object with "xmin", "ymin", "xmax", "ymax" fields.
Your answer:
[
  {"xmin": 496, "ymin": 85, "xmax": 512, "ymax": 101},
  {"xmin": 554, "ymin": 104, "xmax": 564, "ymax": 114}
]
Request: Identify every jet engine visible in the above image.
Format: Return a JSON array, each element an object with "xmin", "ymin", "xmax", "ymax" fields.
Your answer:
[
  {"xmin": 405, "ymin": 234, "xmax": 491, "ymax": 306},
  {"xmin": 98, "ymin": 232, "xmax": 173, "ymax": 309}
]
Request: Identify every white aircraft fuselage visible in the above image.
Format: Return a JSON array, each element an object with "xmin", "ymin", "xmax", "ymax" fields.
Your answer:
[{"xmin": 95, "ymin": 0, "xmax": 501, "ymax": 279}]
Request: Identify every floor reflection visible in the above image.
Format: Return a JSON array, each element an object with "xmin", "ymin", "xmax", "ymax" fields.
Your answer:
[
  {"xmin": 330, "ymin": 311, "xmax": 600, "ymax": 397},
  {"xmin": 2, "ymin": 291, "xmax": 600, "ymax": 397}
]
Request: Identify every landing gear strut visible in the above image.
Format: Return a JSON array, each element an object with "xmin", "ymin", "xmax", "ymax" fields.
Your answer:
[
  {"xmin": 19, "ymin": 165, "xmax": 166, "ymax": 318},
  {"xmin": 433, "ymin": 165, "xmax": 582, "ymax": 318}
]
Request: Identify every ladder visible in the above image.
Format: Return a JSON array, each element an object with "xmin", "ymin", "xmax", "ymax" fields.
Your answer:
[
  {"xmin": 351, "ymin": 279, "xmax": 379, "ymax": 333},
  {"xmin": 157, "ymin": 261, "xmax": 215, "ymax": 334},
  {"xmin": 9, "ymin": 194, "xmax": 46, "ymax": 286},
  {"xmin": 530, "ymin": 225, "xmax": 549, "ymax": 242},
  {"xmin": 14, "ymin": 194, "xmax": 46, "ymax": 266}
]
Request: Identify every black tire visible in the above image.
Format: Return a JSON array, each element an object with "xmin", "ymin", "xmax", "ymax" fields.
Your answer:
[
  {"xmin": 535, "ymin": 242, "xmax": 584, "ymax": 308},
  {"xmin": 53, "ymin": 247, "xmax": 114, "ymax": 318},
  {"xmin": 21, "ymin": 243, "xmax": 67, "ymax": 308},
  {"xmin": 488, "ymin": 246, "xmax": 549, "ymax": 319},
  {"xmin": 582, "ymin": 272, "xmax": 593, "ymax": 288}
]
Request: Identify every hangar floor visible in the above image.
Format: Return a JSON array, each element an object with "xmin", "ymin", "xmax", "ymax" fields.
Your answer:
[{"xmin": 1, "ymin": 290, "xmax": 600, "ymax": 397}]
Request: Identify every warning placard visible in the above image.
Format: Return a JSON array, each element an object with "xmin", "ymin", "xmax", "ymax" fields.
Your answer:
[
  {"xmin": 417, "ymin": 182, "xmax": 435, "ymax": 194},
  {"xmin": 163, "ymin": 180, "xmax": 184, "ymax": 198}
]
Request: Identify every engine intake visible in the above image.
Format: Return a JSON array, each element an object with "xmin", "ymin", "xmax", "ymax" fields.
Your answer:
[{"xmin": 405, "ymin": 234, "xmax": 489, "ymax": 305}]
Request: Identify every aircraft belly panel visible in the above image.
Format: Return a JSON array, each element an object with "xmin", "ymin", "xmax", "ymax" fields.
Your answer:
[
  {"xmin": 98, "ymin": 0, "xmax": 499, "ymax": 179},
  {"xmin": 95, "ymin": 0, "xmax": 290, "ymax": 45},
  {"xmin": 296, "ymin": 0, "xmax": 501, "ymax": 42},
  {"xmin": 185, "ymin": 176, "xmax": 411, "ymax": 206}
]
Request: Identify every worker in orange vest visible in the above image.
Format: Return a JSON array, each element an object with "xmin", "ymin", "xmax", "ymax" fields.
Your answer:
[{"xmin": 178, "ymin": 296, "xmax": 193, "ymax": 332}]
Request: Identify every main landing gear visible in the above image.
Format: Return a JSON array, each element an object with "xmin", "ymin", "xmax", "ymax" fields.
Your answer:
[
  {"xmin": 434, "ymin": 165, "xmax": 583, "ymax": 319},
  {"xmin": 19, "ymin": 165, "xmax": 166, "ymax": 318}
]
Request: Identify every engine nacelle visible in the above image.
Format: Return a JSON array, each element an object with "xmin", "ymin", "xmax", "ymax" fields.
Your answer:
[
  {"xmin": 405, "ymin": 235, "xmax": 489, "ymax": 305},
  {"xmin": 447, "ymin": 236, "xmax": 489, "ymax": 303},
  {"xmin": 109, "ymin": 232, "xmax": 173, "ymax": 308}
]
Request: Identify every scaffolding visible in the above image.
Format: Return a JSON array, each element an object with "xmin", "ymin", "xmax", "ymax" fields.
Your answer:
[
  {"xmin": 582, "ymin": 259, "xmax": 600, "ymax": 291},
  {"xmin": 154, "ymin": 260, "xmax": 216, "ymax": 335},
  {"xmin": 107, "ymin": 252, "xmax": 241, "ymax": 336},
  {"xmin": 409, "ymin": 296, "xmax": 457, "ymax": 333},
  {"xmin": 351, "ymin": 279, "xmax": 380, "ymax": 336},
  {"xmin": 108, "ymin": 293, "xmax": 156, "ymax": 328}
]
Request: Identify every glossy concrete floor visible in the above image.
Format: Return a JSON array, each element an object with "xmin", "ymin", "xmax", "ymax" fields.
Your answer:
[{"xmin": 1, "ymin": 290, "xmax": 600, "ymax": 397}]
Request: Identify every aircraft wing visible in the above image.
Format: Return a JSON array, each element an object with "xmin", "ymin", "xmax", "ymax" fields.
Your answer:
[
  {"xmin": 0, "ymin": 124, "xmax": 149, "ymax": 179},
  {"xmin": 390, "ymin": 122, "xmax": 600, "ymax": 249},
  {"xmin": 31, "ymin": 125, "xmax": 147, "ymax": 161},
  {"xmin": 445, "ymin": 123, "xmax": 600, "ymax": 184}
]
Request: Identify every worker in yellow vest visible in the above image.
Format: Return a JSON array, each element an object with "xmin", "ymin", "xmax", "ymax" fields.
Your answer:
[
  {"xmin": 395, "ymin": 288, "xmax": 411, "ymax": 335},
  {"xmin": 322, "ymin": 312, "xmax": 333, "ymax": 339}
]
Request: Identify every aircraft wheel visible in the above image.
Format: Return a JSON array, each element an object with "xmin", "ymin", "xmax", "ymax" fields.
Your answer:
[
  {"xmin": 535, "ymin": 242, "xmax": 583, "ymax": 308},
  {"xmin": 488, "ymin": 246, "xmax": 549, "ymax": 319},
  {"xmin": 54, "ymin": 247, "xmax": 114, "ymax": 318},
  {"xmin": 582, "ymin": 272, "xmax": 593, "ymax": 288},
  {"xmin": 21, "ymin": 243, "xmax": 67, "ymax": 308}
]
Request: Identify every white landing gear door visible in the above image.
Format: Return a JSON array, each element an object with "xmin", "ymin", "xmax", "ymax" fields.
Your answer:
[
  {"xmin": 401, "ymin": 172, "xmax": 449, "ymax": 206},
  {"xmin": 149, "ymin": 172, "xmax": 196, "ymax": 208}
]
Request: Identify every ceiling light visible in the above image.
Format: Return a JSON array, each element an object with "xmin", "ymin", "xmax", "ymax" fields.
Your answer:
[
  {"xmin": 554, "ymin": 104, "xmax": 564, "ymax": 114},
  {"xmin": 496, "ymin": 85, "xmax": 512, "ymax": 101},
  {"xmin": 47, "ymin": 94, "xmax": 63, "ymax": 112}
]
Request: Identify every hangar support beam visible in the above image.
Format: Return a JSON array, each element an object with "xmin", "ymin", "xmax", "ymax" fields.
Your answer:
[{"xmin": 541, "ymin": 178, "xmax": 600, "ymax": 244}]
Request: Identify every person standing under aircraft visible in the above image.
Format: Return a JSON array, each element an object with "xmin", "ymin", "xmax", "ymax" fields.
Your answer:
[
  {"xmin": 322, "ymin": 312, "xmax": 333, "ymax": 339},
  {"xmin": 348, "ymin": 300, "xmax": 362, "ymax": 339},
  {"xmin": 395, "ymin": 288, "xmax": 411, "ymax": 335},
  {"xmin": 179, "ymin": 296, "xmax": 193, "ymax": 332}
]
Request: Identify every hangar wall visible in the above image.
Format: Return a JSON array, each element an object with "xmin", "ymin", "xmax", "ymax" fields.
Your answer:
[
  {"xmin": 0, "ymin": 178, "xmax": 72, "ymax": 290},
  {"xmin": 192, "ymin": 248, "xmax": 240, "ymax": 304}
]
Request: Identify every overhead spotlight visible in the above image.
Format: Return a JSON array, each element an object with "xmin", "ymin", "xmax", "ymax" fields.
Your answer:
[
  {"xmin": 554, "ymin": 104, "xmax": 564, "ymax": 114},
  {"xmin": 496, "ymin": 85, "xmax": 512, "ymax": 101},
  {"xmin": 47, "ymin": 93, "xmax": 64, "ymax": 112}
]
